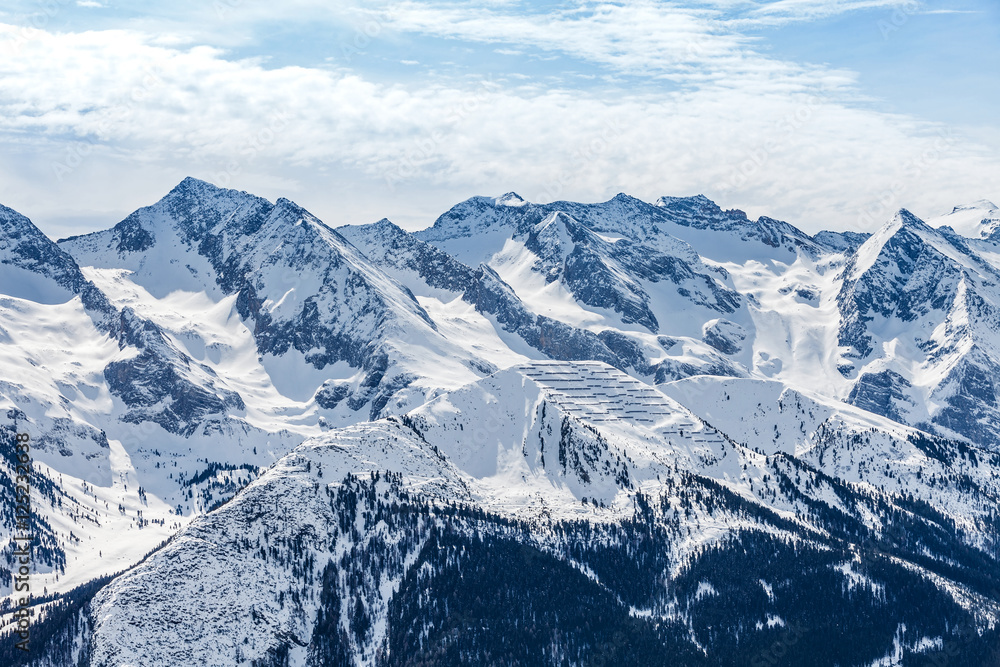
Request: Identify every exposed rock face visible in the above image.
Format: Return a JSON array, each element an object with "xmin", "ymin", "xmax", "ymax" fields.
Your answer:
[
  {"xmin": 106, "ymin": 308, "xmax": 246, "ymax": 435},
  {"xmin": 60, "ymin": 178, "xmax": 479, "ymax": 423}
]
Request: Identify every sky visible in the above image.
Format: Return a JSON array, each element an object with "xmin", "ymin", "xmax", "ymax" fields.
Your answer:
[{"xmin": 0, "ymin": 0, "xmax": 997, "ymax": 239}]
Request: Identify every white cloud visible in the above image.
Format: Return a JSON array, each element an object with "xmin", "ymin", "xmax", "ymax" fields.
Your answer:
[
  {"xmin": 747, "ymin": 0, "xmax": 908, "ymax": 21},
  {"xmin": 0, "ymin": 7, "xmax": 996, "ymax": 237},
  {"xmin": 381, "ymin": 1, "xmax": 776, "ymax": 84},
  {"xmin": 370, "ymin": 1, "xmax": 914, "ymax": 80}
]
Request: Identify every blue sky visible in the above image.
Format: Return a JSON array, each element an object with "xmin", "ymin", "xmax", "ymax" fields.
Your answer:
[
  {"xmin": 0, "ymin": 0, "xmax": 996, "ymax": 238},
  {"xmin": 763, "ymin": 1, "xmax": 999, "ymax": 126}
]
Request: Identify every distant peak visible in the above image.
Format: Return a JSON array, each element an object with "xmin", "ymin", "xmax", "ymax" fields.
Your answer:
[
  {"xmin": 274, "ymin": 197, "xmax": 309, "ymax": 219},
  {"xmin": 161, "ymin": 176, "xmax": 244, "ymax": 206},
  {"xmin": 164, "ymin": 177, "xmax": 263, "ymax": 206},
  {"xmin": 951, "ymin": 200, "xmax": 998, "ymax": 214},
  {"xmin": 534, "ymin": 210, "xmax": 577, "ymax": 232},
  {"xmin": 0, "ymin": 203, "xmax": 46, "ymax": 247},
  {"xmin": 654, "ymin": 194, "xmax": 716, "ymax": 209},
  {"xmin": 495, "ymin": 192, "xmax": 526, "ymax": 207},
  {"xmin": 0, "ymin": 202, "xmax": 31, "ymax": 226},
  {"xmin": 169, "ymin": 176, "xmax": 215, "ymax": 194},
  {"xmin": 367, "ymin": 218, "xmax": 405, "ymax": 234},
  {"xmin": 892, "ymin": 208, "xmax": 925, "ymax": 227}
]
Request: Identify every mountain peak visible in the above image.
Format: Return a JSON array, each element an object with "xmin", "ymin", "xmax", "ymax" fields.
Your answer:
[
  {"xmin": 153, "ymin": 177, "xmax": 271, "ymax": 233},
  {"xmin": 857, "ymin": 208, "xmax": 930, "ymax": 252},
  {"xmin": 654, "ymin": 194, "xmax": 715, "ymax": 208},
  {"xmin": 0, "ymin": 201, "xmax": 33, "ymax": 233},
  {"xmin": 167, "ymin": 176, "xmax": 218, "ymax": 197},
  {"xmin": 162, "ymin": 176, "xmax": 263, "ymax": 209},
  {"xmin": 654, "ymin": 194, "xmax": 753, "ymax": 228},
  {"xmin": 274, "ymin": 196, "xmax": 300, "ymax": 212},
  {"xmin": 653, "ymin": 194, "xmax": 730, "ymax": 223},
  {"xmin": 848, "ymin": 208, "xmax": 941, "ymax": 281},
  {"xmin": 0, "ymin": 201, "xmax": 116, "ymax": 314},
  {"xmin": 927, "ymin": 199, "xmax": 1000, "ymax": 239},
  {"xmin": 364, "ymin": 217, "xmax": 407, "ymax": 235},
  {"xmin": 175, "ymin": 175, "xmax": 208, "ymax": 188},
  {"xmin": 495, "ymin": 192, "xmax": 527, "ymax": 207},
  {"xmin": 952, "ymin": 200, "xmax": 998, "ymax": 214},
  {"xmin": 342, "ymin": 217, "xmax": 408, "ymax": 241},
  {"xmin": 0, "ymin": 203, "xmax": 64, "ymax": 262},
  {"xmin": 892, "ymin": 208, "xmax": 926, "ymax": 228}
]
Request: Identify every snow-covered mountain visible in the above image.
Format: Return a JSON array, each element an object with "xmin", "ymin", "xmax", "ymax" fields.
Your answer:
[
  {"xmin": 0, "ymin": 197, "xmax": 310, "ymax": 616},
  {"xmin": 929, "ymin": 200, "xmax": 1000, "ymax": 240},
  {"xmin": 836, "ymin": 209, "xmax": 1000, "ymax": 451},
  {"xmin": 36, "ymin": 363, "xmax": 1000, "ymax": 665},
  {"xmin": 60, "ymin": 178, "xmax": 492, "ymax": 423},
  {"xmin": 4, "ymin": 179, "xmax": 1000, "ymax": 665}
]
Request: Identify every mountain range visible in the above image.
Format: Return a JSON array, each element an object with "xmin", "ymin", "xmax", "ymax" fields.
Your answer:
[{"xmin": 2, "ymin": 179, "xmax": 1000, "ymax": 665}]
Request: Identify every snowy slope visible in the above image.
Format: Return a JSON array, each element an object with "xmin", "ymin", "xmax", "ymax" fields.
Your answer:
[
  {"xmin": 928, "ymin": 200, "xmax": 1000, "ymax": 240},
  {"xmin": 56, "ymin": 362, "xmax": 1000, "ymax": 666},
  {"xmin": 661, "ymin": 375, "xmax": 1000, "ymax": 526},
  {"xmin": 5, "ymin": 182, "xmax": 1000, "ymax": 666},
  {"xmin": 0, "ymin": 202, "xmax": 304, "ymax": 614},
  {"xmin": 336, "ymin": 218, "xmax": 475, "ymax": 299},
  {"xmin": 60, "ymin": 179, "xmax": 492, "ymax": 423},
  {"xmin": 370, "ymin": 195, "xmax": 759, "ymax": 383},
  {"xmin": 837, "ymin": 209, "xmax": 1000, "ymax": 449}
]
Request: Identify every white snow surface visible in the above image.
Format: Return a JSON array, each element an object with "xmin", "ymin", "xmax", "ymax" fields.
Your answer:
[{"xmin": 928, "ymin": 200, "xmax": 1000, "ymax": 240}]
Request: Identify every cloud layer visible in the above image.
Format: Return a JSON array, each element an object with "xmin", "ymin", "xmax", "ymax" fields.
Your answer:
[{"xmin": 0, "ymin": 1, "xmax": 996, "ymax": 236}]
